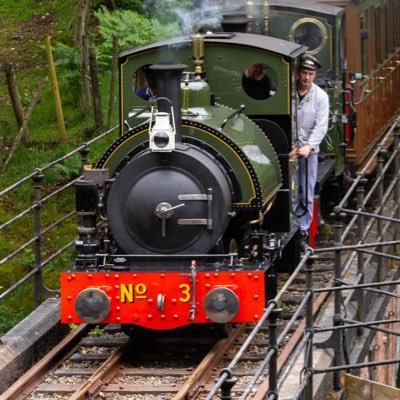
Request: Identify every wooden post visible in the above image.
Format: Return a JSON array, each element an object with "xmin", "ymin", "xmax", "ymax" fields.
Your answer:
[
  {"xmin": 0, "ymin": 137, "xmax": 4, "ymax": 165},
  {"xmin": 3, "ymin": 82, "xmax": 44, "ymax": 170},
  {"xmin": 81, "ymin": 34, "xmax": 91, "ymax": 115},
  {"xmin": 108, "ymin": 36, "xmax": 119, "ymax": 129},
  {"xmin": 89, "ymin": 47, "xmax": 103, "ymax": 131},
  {"xmin": 5, "ymin": 63, "xmax": 29, "ymax": 141},
  {"xmin": 45, "ymin": 36, "xmax": 67, "ymax": 143},
  {"xmin": 76, "ymin": 0, "xmax": 91, "ymax": 115}
]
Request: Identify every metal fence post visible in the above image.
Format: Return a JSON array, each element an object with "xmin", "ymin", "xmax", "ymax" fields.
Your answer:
[
  {"xmin": 33, "ymin": 169, "xmax": 44, "ymax": 307},
  {"xmin": 333, "ymin": 209, "xmax": 344, "ymax": 391},
  {"xmin": 377, "ymin": 150, "xmax": 385, "ymax": 283},
  {"xmin": 268, "ymin": 306, "xmax": 282, "ymax": 400},
  {"xmin": 356, "ymin": 179, "xmax": 366, "ymax": 334},
  {"xmin": 219, "ymin": 368, "xmax": 237, "ymax": 400},
  {"xmin": 394, "ymin": 124, "xmax": 400, "ymax": 255},
  {"xmin": 304, "ymin": 255, "xmax": 315, "ymax": 400},
  {"xmin": 79, "ymin": 143, "xmax": 89, "ymax": 170}
]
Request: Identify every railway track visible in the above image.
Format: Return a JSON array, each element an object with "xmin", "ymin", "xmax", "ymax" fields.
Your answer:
[{"xmin": 0, "ymin": 234, "xmax": 335, "ymax": 400}]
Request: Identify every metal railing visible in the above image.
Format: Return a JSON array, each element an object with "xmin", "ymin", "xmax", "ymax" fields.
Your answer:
[
  {"xmin": 0, "ymin": 126, "xmax": 117, "ymax": 309},
  {"xmin": 1, "ymin": 116, "xmax": 400, "ymax": 398},
  {"xmin": 210, "ymin": 116, "xmax": 400, "ymax": 399}
]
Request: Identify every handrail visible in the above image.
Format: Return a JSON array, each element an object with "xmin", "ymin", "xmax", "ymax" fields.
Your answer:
[
  {"xmin": 210, "ymin": 117, "xmax": 400, "ymax": 399},
  {"xmin": 0, "ymin": 125, "xmax": 118, "ymax": 312}
]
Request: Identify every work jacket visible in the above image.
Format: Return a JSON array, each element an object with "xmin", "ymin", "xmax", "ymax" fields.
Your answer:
[{"xmin": 296, "ymin": 82, "xmax": 329, "ymax": 154}]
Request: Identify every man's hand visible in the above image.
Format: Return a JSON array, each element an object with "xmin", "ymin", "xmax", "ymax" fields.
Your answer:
[
  {"xmin": 289, "ymin": 146, "xmax": 298, "ymax": 159},
  {"xmin": 297, "ymin": 144, "xmax": 313, "ymax": 158}
]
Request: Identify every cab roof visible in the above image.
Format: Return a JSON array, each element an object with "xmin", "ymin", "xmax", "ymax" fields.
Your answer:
[{"xmin": 120, "ymin": 32, "xmax": 307, "ymax": 62}]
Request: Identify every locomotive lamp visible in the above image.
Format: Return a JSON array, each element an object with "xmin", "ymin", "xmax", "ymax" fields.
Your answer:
[{"xmin": 149, "ymin": 108, "xmax": 176, "ymax": 152}]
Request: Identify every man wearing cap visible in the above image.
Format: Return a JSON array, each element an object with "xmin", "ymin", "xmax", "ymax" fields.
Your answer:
[
  {"xmin": 290, "ymin": 55, "xmax": 329, "ymax": 249},
  {"xmin": 242, "ymin": 63, "xmax": 277, "ymax": 100}
]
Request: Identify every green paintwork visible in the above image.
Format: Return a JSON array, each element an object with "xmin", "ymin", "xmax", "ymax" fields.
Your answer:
[
  {"xmin": 107, "ymin": 75, "xmax": 282, "ymax": 208},
  {"xmin": 269, "ymin": 11, "xmax": 334, "ymax": 75},
  {"xmin": 179, "ymin": 81, "xmax": 281, "ymax": 206},
  {"xmin": 101, "ymin": 127, "xmax": 149, "ymax": 173},
  {"xmin": 120, "ymin": 39, "xmax": 292, "ymax": 128},
  {"xmin": 182, "ymin": 114, "xmax": 282, "ymax": 207}
]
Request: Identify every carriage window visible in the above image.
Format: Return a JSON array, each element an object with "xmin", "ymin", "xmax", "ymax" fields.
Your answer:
[
  {"xmin": 289, "ymin": 18, "xmax": 328, "ymax": 55},
  {"xmin": 242, "ymin": 63, "xmax": 277, "ymax": 100},
  {"xmin": 132, "ymin": 64, "xmax": 157, "ymax": 101}
]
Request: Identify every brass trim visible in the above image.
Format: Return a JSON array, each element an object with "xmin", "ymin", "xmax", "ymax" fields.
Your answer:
[{"xmin": 289, "ymin": 17, "xmax": 328, "ymax": 56}]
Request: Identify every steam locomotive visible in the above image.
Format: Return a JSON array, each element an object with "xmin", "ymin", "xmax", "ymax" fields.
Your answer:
[
  {"xmin": 60, "ymin": 0, "xmax": 400, "ymax": 331},
  {"xmin": 61, "ymin": 32, "xmax": 304, "ymax": 330}
]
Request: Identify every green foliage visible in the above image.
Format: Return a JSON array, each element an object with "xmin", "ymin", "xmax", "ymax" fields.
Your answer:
[
  {"xmin": 89, "ymin": 326, "xmax": 105, "ymax": 336},
  {"xmin": 52, "ymin": 43, "xmax": 83, "ymax": 105},
  {"xmin": 319, "ymin": 223, "xmax": 333, "ymax": 237},
  {"xmin": 0, "ymin": 281, "xmax": 35, "ymax": 335},
  {"xmin": 93, "ymin": 5, "xmax": 186, "ymax": 68},
  {"xmin": 18, "ymin": 248, "xmax": 34, "ymax": 268},
  {"xmin": 110, "ymin": 0, "xmax": 143, "ymax": 11},
  {"xmin": 0, "ymin": 0, "xmax": 48, "ymax": 24},
  {"xmin": 0, "ymin": 0, "xmax": 101, "ymax": 335},
  {"xmin": 151, "ymin": 19, "xmax": 181, "ymax": 41},
  {"xmin": 45, "ymin": 157, "xmax": 82, "ymax": 184},
  {"xmin": 94, "ymin": 6, "xmax": 156, "ymax": 66},
  {"xmin": 42, "ymin": 248, "xmax": 77, "ymax": 290},
  {"xmin": 69, "ymin": 323, "xmax": 78, "ymax": 331}
]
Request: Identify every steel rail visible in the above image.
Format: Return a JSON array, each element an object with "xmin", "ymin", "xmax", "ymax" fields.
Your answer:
[{"xmin": 0, "ymin": 324, "xmax": 91, "ymax": 400}]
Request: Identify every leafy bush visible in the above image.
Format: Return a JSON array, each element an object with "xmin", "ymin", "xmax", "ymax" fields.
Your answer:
[
  {"xmin": 52, "ymin": 43, "xmax": 83, "ymax": 105},
  {"xmin": 93, "ymin": 5, "xmax": 190, "ymax": 67},
  {"xmin": 48, "ymin": 157, "xmax": 82, "ymax": 182},
  {"xmin": 107, "ymin": 0, "xmax": 143, "ymax": 11},
  {"xmin": 94, "ymin": 6, "xmax": 156, "ymax": 66}
]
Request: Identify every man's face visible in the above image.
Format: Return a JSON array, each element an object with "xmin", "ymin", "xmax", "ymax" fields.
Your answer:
[
  {"xmin": 248, "ymin": 63, "xmax": 267, "ymax": 81},
  {"xmin": 298, "ymin": 68, "xmax": 317, "ymax": 87}
]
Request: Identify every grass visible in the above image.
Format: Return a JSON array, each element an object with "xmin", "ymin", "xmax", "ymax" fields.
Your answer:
[
  {"xmin": 0, "ymin": 1, "xmax": 120, "ymax": 334},
  {"xmin": 0, "ymin": 127, "xmax": 118, "ymax": 334},
  {"xmin": 0, "ymin": 0, "xmax": 194, "ymax": 334}
]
